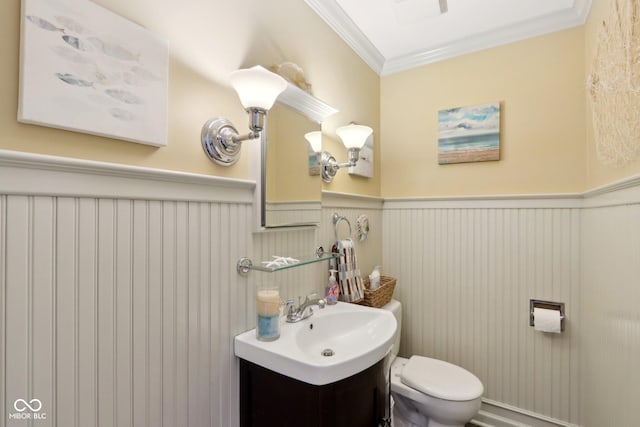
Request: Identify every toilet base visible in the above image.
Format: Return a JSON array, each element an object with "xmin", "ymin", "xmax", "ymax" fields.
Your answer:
[
  {"xmin": 392, "ymin": 394, "xmax": 427, "ymax": 427},
  {"xmin": 392, "ymin": 411, "xmax": 470, "ymax": 427},
  {"xmin": 392, "ymin": 392, "xmax": 476, "ymax": 427},
  {"xmin": 392, "ymin": 409, "xmax": 470, "ymax": 427}
]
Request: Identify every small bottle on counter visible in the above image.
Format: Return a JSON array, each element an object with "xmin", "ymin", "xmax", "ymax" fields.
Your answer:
[{"xmin": 326, "ymin": 270, "xmax": 339, "ymax": 305}]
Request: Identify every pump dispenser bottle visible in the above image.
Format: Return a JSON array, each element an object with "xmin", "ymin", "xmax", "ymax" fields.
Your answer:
[{"xmin": 326, "ymin": 270, "xmax": 339, "ymax": 305}]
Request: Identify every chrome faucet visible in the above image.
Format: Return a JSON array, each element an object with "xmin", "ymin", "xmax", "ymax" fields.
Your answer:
[{"xmin": 286, "ymin": 292, "xmax": 326, "ymax": 323}]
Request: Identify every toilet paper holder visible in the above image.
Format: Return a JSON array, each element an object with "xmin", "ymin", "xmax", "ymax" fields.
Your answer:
[{"xmin": 529, "ymin": 299, "xmax": 565, "ymax": 331}]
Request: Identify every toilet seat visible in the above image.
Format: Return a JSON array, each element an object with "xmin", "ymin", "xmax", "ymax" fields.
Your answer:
[{"xmin": 400, "ymin": 355, "xmax": 484, "ymax": 401}]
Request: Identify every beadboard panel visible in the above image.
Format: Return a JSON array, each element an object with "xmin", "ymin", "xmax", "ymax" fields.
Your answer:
[
  {"xmin": 1, "ymin": 195, "xmax": 252, "ymax": 427},
  {"xmin": 382, "ymin": 205, "xmax": 581, "ymax": 424},
  {"xmin": 580, "ymin": 203, "xmax": 640, "ymax": 427},
  {"xmin": 1, "ymin": 152, "xmax": 254, "ymax": 427}
]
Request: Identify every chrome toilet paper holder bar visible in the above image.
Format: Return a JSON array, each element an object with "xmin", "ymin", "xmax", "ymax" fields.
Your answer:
[{"xmin": 529, "ymin": 299, "xmax": 565, "ymax": 331}]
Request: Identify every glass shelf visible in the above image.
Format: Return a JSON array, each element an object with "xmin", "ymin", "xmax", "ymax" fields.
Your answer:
[{"xmin": 237, "ymin": 249, "xmax": 338, "ymax": 275}]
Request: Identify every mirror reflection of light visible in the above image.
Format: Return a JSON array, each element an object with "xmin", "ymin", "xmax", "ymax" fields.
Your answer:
[{"xmin": 305, "ymin": 131, "xmax": 323, "ymax": 153}]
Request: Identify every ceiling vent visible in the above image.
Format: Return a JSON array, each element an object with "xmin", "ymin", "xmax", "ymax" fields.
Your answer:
[{"xmin": 392, "ymin": 0, "xmax": 448, "ymax": 24}]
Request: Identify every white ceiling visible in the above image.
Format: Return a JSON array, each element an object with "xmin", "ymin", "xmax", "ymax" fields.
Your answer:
[{"xmin": 304, "ymin": 0, "xmax": 593, "ymax": 76}]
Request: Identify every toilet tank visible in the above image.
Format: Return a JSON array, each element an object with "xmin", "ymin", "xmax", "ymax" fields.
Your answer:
[{"xmin": 381, "ymin": 299, "xmax": 402, "ymax": 359}]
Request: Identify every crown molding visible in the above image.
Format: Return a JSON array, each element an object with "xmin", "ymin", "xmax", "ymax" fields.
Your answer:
[
  {"xmin": 382, "ymin": 0, "xmax": 592, "ymax": 75},
  {"xmin": 306, "ymin": 0, "xmax": 592, "ymax": 76},
  {"xmin": 304, "ymin": 0, "xmax": 385, "ymax": 74}
]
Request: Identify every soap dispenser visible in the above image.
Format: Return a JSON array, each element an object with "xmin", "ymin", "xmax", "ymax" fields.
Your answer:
[{"xmin": 326, "ymin": 269, "xmax": 339, "ymax": 305}]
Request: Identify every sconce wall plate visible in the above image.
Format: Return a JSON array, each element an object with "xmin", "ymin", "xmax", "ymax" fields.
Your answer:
[
  {"xmin": 320, "ymin": 151, "xmax": 339, "ymax": 183},
  {"xmin": 201, "ymin": 118, "xmax": 242, "ymax": 166}
]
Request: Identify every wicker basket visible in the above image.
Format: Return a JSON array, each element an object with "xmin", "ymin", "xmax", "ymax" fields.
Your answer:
[{"xmin": 357, "ymin": 275, "xmax": 396, "ymax": 308}]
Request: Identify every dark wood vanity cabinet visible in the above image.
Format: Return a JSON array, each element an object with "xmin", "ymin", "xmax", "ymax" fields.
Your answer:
[{"xmin": 239, "ymin": 358, "xmax": 387, "ymax": 427}]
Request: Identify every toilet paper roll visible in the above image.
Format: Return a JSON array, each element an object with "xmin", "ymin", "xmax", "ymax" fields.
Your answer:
[{"xmin": 533, "ymin": 307, "xmax": 562, "ymax": 333}]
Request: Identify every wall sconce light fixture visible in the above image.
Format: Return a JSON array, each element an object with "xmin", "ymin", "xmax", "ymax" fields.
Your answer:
[
  {"xmin": 201, "ymin": 66, "xmax": 287, "ymax": 166},
  {"xmin": 320, "ymin": 124, "xmax": 372, "ymax": 183}
]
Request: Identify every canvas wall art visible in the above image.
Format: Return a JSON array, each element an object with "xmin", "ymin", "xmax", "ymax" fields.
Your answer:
[
  {"xmin": 438, "ymin": 103, "xmax": 501, "ymax": 164},
  {"xmin": 19, "ymin": 0, "xmax": 169, "ymax": 147}
]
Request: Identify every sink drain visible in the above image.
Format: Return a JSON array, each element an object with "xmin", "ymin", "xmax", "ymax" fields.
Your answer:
[{"xmin": 321, "ymin": 348, "xmax": 335, "ymax": 357}]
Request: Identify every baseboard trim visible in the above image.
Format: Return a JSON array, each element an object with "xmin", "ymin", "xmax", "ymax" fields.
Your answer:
[{"xmin": 471, "ymin": 399, "xmax": 580, "ymax": 427}]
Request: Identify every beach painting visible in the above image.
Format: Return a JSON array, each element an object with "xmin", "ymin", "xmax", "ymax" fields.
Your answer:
[
  {"xmin": 19, "ymin": 0, "xmax": 169, "ymax": 146},
  {"xmin": 438, "ymin": 103, "xmax": 501, "ymax": 164}
]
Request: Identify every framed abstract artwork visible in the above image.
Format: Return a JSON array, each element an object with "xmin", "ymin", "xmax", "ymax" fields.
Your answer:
[
  {"xmin": 438, "ymin": 102, "xmax": 501, "ymax": 164},
  {"xmin": 19, "ymin": 0, "xmax": 169, "ymax": 146}
]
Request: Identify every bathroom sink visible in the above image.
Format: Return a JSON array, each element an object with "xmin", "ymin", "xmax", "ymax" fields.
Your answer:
[{"xmin": 234, "ymin": 301, "xmax": 397, "ymax": 385}]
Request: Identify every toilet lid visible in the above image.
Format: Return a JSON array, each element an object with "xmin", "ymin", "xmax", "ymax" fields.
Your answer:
[{"xmin": 400, "ymin": 355, "xmax": 484, "ymax": 401}]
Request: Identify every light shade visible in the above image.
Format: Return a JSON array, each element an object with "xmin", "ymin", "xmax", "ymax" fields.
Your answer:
[
  {"xmin": 304, "ymin": 131, "xmax": 322, "ymax": 153},
  {"xmin": 230, "ymin": 65, "xmax": 287, "ymax": 110},
  {"xmin": 336, "ymin": 124, "xmax": 373, "ymax": 149}
]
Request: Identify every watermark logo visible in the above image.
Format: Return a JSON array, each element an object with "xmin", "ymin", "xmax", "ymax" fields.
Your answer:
[
  {"xmin": 9, "ymin": 398, "xmax": 46, "ymax": 421},
  {"xmin": 14, "ymin": 399, "xmax": 42, "ymax": 412}
]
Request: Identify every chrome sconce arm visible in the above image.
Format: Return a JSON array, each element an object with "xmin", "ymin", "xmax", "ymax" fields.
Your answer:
[
  {"xmin": 201, "ymin": 66, "xmax": 286, "ymax": 167},
  {"xmin": 320, "ymin": 148, "xmax": 361, "ymax": 183}
]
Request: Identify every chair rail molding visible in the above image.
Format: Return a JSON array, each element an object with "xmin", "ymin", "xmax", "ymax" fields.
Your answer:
[{"xmin": 0, "ymin": 149, "xmax": 255, "ymax": 203}]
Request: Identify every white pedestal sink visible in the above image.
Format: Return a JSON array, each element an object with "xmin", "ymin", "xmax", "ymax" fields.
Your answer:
[{"xmin": 234, "ymin": 301, "xmax": 397, "ymax": 385}]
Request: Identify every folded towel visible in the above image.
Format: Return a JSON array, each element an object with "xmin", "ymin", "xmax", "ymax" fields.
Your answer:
[{"xmin": 330, "ymin": 239, "xmax": 364, "ymax": 303}]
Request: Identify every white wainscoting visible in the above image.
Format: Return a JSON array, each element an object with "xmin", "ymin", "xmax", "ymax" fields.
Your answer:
[
  {"xmin": 0, "ymin": 150, "xmax": 254, "ymax": 427},
  {"xmin": 383, "ymin": 197, "xmax": 582, "ymax": 425},
  {"xmin": 383, "ymin": 177, "xmax": 640, "ymax": 427},
  {"xmin": 4, "ymin": 147, "xmax": 639, "ymax": 427},
  {"xmin": 580, "ymin": 182, "xmax": 640, "ymax": 427}
]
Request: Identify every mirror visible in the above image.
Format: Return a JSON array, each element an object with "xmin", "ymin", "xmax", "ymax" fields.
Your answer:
[
  {"xmin": 264, "ymin": 103, "xmax": 320, "ymax": 226},
  {"xmin": 261, "ymin": 83, "xmax": 337, "ymax": 227}
]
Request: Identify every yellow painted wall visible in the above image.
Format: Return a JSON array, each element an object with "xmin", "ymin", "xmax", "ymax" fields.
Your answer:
[
  {"xmin": 584, "ymin": 0, "xmax": 640, "ymax": 189},
  {"xmin": 10, "ymin": 0, "xmax": 635, "ymax": 200},
  {"xmin": 380, "ymin": 28, "xmax": 586, "ymax": 197},
  {"xmin": 1, "ymin": 0, "xmax": 379, "ymax": 195}
]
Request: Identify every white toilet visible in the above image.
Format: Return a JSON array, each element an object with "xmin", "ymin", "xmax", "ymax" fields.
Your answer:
[{"xmin": 382, "ymin": 299, "xmax": 484, "ymax": 427}]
